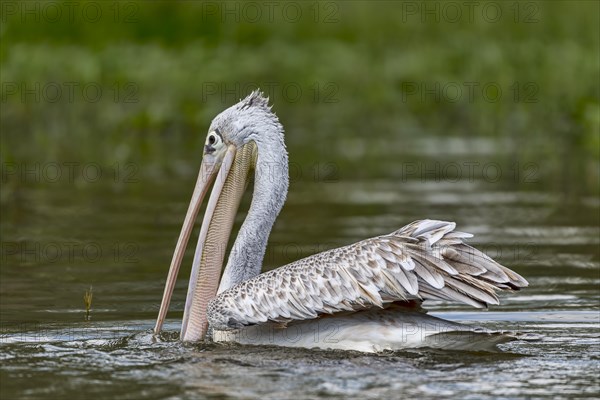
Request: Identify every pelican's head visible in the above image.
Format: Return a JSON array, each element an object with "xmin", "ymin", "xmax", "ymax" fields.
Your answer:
[{"xmin": 154, "ymin": 91, "xmax": 287, "ymax": 341}]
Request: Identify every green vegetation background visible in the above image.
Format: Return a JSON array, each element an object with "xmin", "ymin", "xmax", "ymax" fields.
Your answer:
[{"xmin": 1, "ymin": 1, "xmax": 599, "ymax": 194}]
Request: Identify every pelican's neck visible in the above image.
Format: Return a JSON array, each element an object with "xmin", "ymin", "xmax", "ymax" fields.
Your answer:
[{"xmin": 217, "ymin": 131, "xmax": 289, "ymax": 293}]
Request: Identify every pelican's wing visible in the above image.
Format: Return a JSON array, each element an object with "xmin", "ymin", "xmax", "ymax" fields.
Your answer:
[{"xmin": 207, "ymin": 220, "xmax": 528, "ymax": 330}]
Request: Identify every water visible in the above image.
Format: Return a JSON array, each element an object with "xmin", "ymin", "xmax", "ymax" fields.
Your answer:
[{"xmin": 1, "ymin": 136, "xmax": 599, "ymax": 399}]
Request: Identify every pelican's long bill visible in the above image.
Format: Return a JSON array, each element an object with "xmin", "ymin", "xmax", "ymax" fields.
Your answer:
[{"xmin": 154, "ymin": 140, "xmax": 256, "ymax": 341}]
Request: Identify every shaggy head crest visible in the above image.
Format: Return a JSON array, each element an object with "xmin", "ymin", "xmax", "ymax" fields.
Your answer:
[
  {"xmin": 207, "ymin": 88, "xmax": 283, "ymax": 148},
  {"xmin": 237, "ymin": 90, "xmax": 271, "ymax": 111}
]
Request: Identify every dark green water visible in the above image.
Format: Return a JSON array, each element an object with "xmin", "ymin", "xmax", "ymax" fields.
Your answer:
[{"xmin": 1, "ymin": 134, "xmax": 598, "ymax": 399}]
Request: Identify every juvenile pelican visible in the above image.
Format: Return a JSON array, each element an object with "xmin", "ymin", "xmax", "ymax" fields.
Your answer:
[{"xmin": 154, "ymin": 91, "xmax": 528, "ymax": 352}]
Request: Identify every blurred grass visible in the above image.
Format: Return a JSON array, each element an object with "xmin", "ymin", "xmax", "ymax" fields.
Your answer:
[{"xmin": 1, "ymin": 1, "xmax": 598, "ymax": 194}]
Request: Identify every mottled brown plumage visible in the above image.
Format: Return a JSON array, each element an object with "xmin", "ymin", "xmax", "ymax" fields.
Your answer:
[{"xmin": 207, "ymin": 219, "xmax": 528, "ymax": 331}]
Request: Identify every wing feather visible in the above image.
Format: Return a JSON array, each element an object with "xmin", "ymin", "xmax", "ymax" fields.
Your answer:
[{"xmin": 207, "ymin": 219, "xmax": 528, "ymax": 330}]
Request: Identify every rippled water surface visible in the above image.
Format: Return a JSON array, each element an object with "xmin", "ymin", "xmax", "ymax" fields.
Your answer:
[{"xmin": 1, "ymin": 137, "xmax": 599, "ymax": 399}]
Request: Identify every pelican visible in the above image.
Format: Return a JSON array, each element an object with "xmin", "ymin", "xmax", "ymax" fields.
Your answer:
[{"xmin": 154, "ymin": 91, "xmax": 528, "ymax": 352}]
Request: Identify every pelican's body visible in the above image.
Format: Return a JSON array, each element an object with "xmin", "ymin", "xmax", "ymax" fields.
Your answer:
[
  {"xmin": 213, "ymin": 308, "xmax": 516, "ymax": 352},
  {"xmin": 155, "ymin": 91, "xmax": 528, "ymax": 352}
]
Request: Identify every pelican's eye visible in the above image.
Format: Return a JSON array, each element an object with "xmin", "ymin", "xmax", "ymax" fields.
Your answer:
[{"xmin": 205, "ymin": 130, "xmax": 224, "ymax": 154}]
